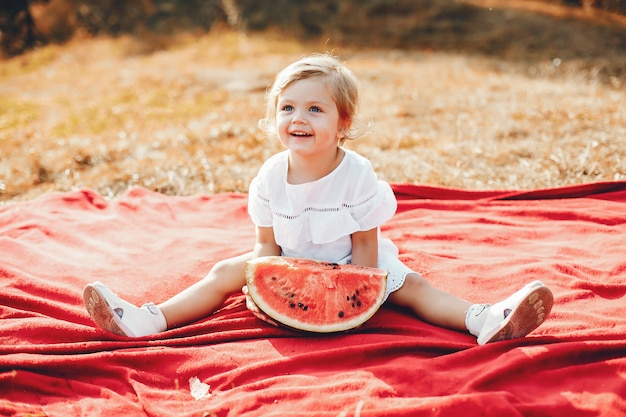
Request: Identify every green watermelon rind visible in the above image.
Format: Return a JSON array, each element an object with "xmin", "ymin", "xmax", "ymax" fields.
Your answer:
[{"xmin": 245, "ymin": 256, "xmax": 388, "ymax": 333}]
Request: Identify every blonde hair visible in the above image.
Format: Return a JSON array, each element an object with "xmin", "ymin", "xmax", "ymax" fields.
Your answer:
[{"xmin": 259, "ymin": 54, "xmax": 361, "ymax": 144}]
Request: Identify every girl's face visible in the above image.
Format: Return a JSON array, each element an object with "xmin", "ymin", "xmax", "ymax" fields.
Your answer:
[{"xmin": 275, "ymin": 78, "xmax": 347, "ymax": 160}]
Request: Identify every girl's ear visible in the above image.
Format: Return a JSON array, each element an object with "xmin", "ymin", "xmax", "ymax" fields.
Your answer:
[{"xmin": 338, "ymin": 118, "xmax": 352, "ymax": 139}]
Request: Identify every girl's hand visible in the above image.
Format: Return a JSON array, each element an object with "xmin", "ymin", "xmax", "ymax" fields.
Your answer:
[{"xmin": 242, "ymin": 285, "xmax": 280, "ymax": 327}]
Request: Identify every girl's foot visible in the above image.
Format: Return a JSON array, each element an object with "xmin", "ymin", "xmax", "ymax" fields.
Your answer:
[
  {"xmin": 83, "ymin": 282, "xmax": 167, "ymax": 337},
  {"xmin": 468, "ymin": 280, "xmax": 554, "ymax": 345}
]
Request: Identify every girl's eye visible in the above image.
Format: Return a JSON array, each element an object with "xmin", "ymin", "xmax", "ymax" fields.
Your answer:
[
  {"xmin": 310, "ymin": 106, "xmax": 322, "ymax": 113},
  {"xmin": 282, "ymin": 105, "xmax": 294, "ymax": 111}
]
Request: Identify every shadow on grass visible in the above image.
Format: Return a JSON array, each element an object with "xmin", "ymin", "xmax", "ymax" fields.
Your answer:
[{"xmin": 238, "ymin": 0, "xmax": 626, "ymax": 85}]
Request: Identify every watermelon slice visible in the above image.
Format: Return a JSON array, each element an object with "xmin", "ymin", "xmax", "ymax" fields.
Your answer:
[{"xmin": 245, "ymin": 256, "xmax": 388, "ymax": 333}]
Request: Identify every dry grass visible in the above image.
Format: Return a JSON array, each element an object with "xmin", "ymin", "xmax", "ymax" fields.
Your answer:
[{"xmin": 1, "ymin": 5, "xmax": 625, "ymax": 205}]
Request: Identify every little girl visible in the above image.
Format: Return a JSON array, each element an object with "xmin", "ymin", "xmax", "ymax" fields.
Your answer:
[{"xmin": 83, "ymin": 54, "xmax": 553, "ymax": 345}]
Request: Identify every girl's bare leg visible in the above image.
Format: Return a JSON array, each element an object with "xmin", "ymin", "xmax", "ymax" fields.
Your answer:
[
  {"xmin": 159, "ymin": 252, "xmax": 253, "ymax": 328},
  {"xmin": 387, "ymin": 272, "xmax": 471, "ymax": 331},
  {"xmin": 387, "ymin": 272, "xmax": 554, "ymax": 345},
  {"xmin": 84, "ymin": 252, "xmax": 253, "ymax": 337}
]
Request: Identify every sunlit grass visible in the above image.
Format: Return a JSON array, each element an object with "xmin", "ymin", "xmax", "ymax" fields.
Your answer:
[
  {"xmin": 0, "ymin": 23, "xmax": 625, "ymax": 204},
  {"xmin": 49, "ymin": 87, "xmax": 231, "ymax": 137},
  {"xmin": 0, "ymin": 44, "xmax": 61, "ymax": 79},
  {"xmin": 0, "ymin": 96, "xmax": 42, "ymax": 139}
]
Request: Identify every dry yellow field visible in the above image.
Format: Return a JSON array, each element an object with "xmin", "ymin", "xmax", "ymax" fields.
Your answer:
[{"xmin": 1, "ymin": 4, "xmax": 625, "ymax": 204}]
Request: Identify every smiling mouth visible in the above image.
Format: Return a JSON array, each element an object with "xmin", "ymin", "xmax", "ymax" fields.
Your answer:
[{"xmin": 290, "ymin": 131, "xmax": 312, "ymax": 138}]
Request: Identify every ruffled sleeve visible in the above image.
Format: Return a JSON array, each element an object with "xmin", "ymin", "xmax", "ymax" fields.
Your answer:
[
  {"xmin": 248, "ymin": 153, "xmax": 284, "ymax": 228},
  {"xmin": 248, "ymin": 176, "xmax": 272, "ymax": 227},
  {"xmin": 343, "ymin": 154, "xmax": 397, "ymax": 232},
  {"xmin": 349, "ymin": 180, "xmax": 397, "ymax": 231}
]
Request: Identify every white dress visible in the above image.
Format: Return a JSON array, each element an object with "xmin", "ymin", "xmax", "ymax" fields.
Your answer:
[{"xmin": 248, "ymin": 148, "xmax": 415, "ymax": 299}]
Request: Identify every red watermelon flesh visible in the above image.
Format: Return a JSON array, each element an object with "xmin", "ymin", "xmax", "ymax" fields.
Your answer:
[{"xmin": 245, "ymin": 256, "xmax": 388, "ymax": 333}]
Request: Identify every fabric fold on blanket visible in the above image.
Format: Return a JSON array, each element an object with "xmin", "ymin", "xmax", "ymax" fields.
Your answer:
[{"xmin": 1, "ymin": 182, "xmax": 626, "ymax": 416}]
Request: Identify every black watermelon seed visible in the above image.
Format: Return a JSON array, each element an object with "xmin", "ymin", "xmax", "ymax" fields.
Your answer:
[
  {"xmin": 346, "ymin": 295, "xmax": 350, "ymax": 301},
  {"xmin": 302, "ymin": 305, "xmax": 308, "ymax": 311},
  {"xmin": 289, "ymin": 302, "xmax": 296, "ymax": 308},
  {"xmin": 338, "ymin": 311, "xmax": 344, "ymax": 318},
  {"xmin": 357, "ymin": 301, "xmax": 361, "ymax": 307},
  {"xmin": 355, "ymin": 290, "xmax": 360, "ymax": 295}
]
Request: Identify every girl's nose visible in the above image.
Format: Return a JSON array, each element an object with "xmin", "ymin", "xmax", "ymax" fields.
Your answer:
[{"xmin": 291, "ymin": 110, "xmax": 307, "ymax": 124}]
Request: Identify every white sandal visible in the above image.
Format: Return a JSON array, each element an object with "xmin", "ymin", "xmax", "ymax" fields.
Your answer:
[
  {"xmin": 83, "ymin": 281, "xmax": 166, "ymax": 337},
  {"xmin": 477, "ymin": 280, "xmax": 554, "ymax": 345}
]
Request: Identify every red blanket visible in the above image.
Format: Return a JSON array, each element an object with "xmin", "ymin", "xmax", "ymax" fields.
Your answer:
[{"xmin": 2, "ymin": 183, "xmax": 626, "ymax": 416}]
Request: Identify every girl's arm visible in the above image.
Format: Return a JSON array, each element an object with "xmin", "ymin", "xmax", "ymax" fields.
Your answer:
[
  {"xmin": 252, "ymin": 226, "xmax": 282, "ymax": 258},
  {"xmin": 350, "ymin": 227, "xmax": 379, "ymax": 268},
  {"xmin": 244, "ymin": 225, "xmax": 282, "ymax": 325}
]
